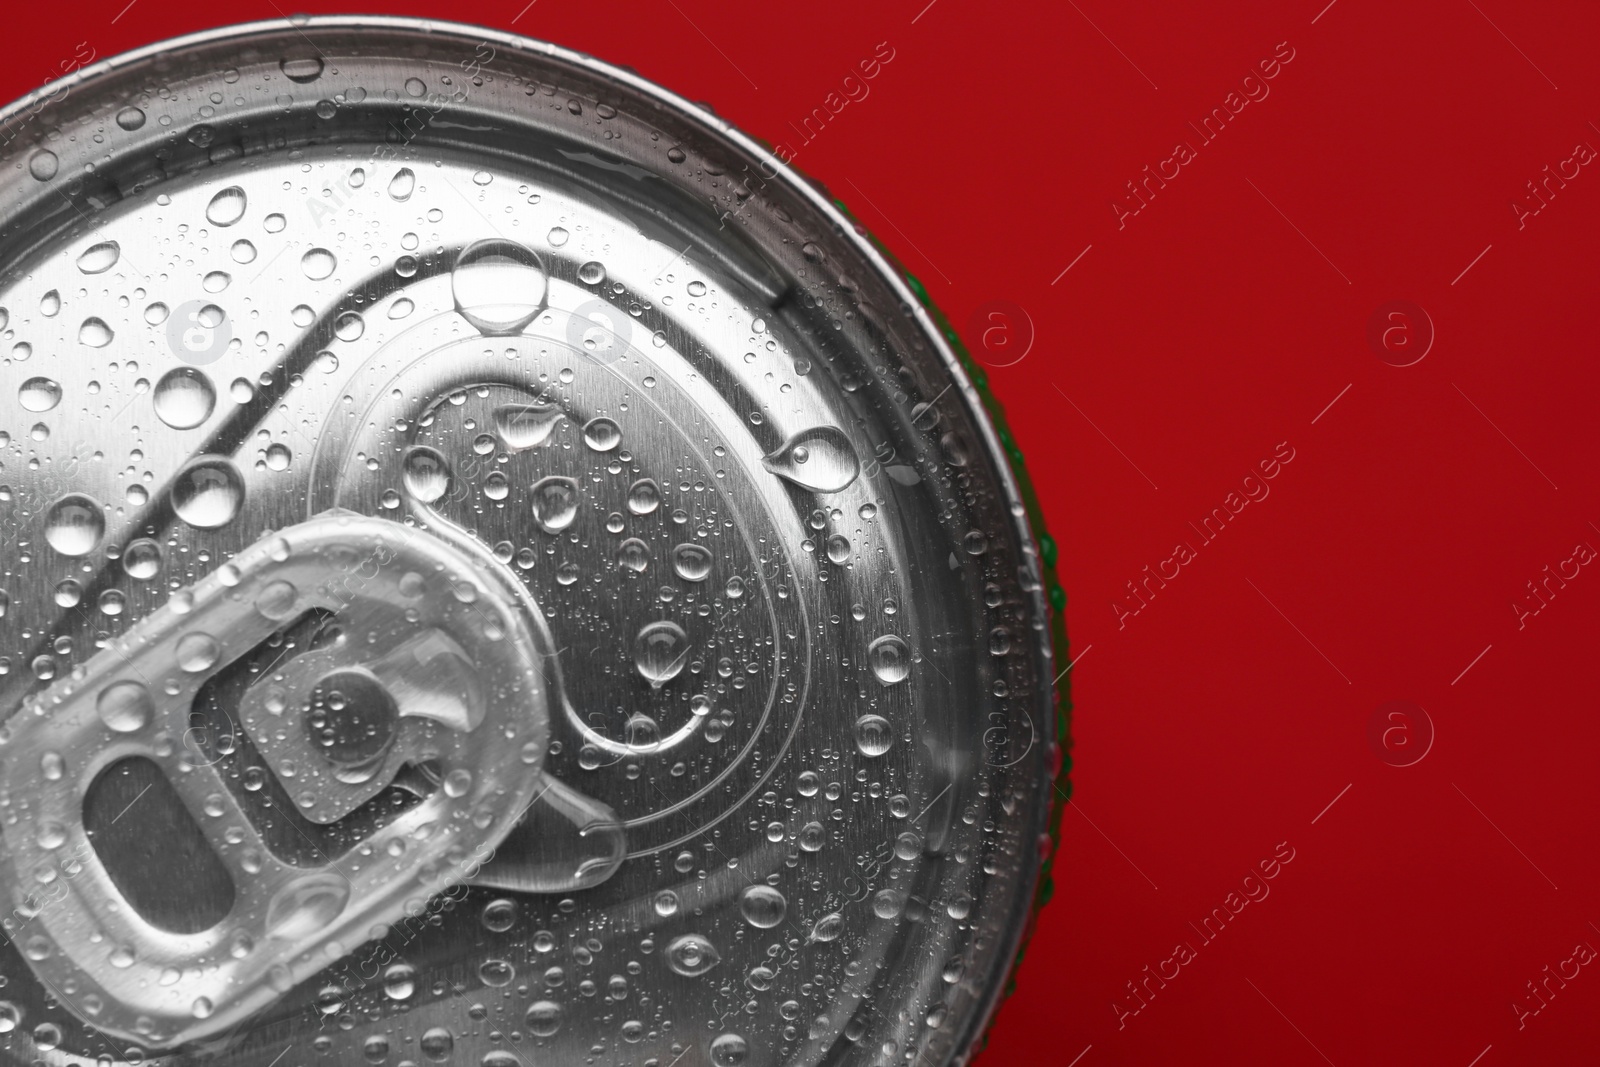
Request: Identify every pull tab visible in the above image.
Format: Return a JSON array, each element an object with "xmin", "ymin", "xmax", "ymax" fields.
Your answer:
[{"xmin": 0, "ymin": 513, "xmax": 563, "ymax": 1047}]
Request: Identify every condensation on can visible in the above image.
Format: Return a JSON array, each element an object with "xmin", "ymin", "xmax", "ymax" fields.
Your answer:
[{"xmin": 0, "ymin": 17, "xmax": 1062, "ymax": 1067}]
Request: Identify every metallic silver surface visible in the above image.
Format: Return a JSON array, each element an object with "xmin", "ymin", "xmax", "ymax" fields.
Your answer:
[
  {"xmin": 0, "ymin": 512, "xmax": 582, "ymax": 1047},
  {"xmin": 0, "ymin": 17, "xmax": 1055, "ymax": 1067}
]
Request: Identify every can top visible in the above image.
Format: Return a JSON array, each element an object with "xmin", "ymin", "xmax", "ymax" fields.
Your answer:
[{"xmin": 0, "ymin": 18, "xmax": 1056, "ymax": 1067}]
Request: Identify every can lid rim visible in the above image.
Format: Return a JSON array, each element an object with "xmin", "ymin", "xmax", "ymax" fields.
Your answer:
[{"xmin": 0, "ymin": 16, "xmax": 1063, "ymax": 1061}]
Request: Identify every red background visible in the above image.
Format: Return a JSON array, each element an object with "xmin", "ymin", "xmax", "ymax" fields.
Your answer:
[{"xmin": 6, "ymin": 2, "xmax": 1600, "ymax": 1064}]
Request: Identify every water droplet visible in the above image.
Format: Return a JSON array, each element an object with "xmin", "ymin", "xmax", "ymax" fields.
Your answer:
[
  {"xmin": 265, "ymin": 443, "xmax": 292, "ymax": 471},
  {"xmin": 29, "ymin": 150, "xmax": 58, "ymax": 181},
  {"xmin": 671, "ymin": 543, "xmax": 712, "ymax": 582},
  {"xmin": 255, "ymin": 580, "xmax": 298, "ymax": 620},
  {"xmin": 809, "ymin": 912, "xmax": 844, "ymax": 942},
  {"xmin": 39, "ymin": 290, "xmax": 60, "ymax": 316},
  {"xmin": 53, "ymin": 578, "xmax": 81, "ymax": 607},
  {"xmin": 578, "ymin": 261, "xmax": 606, "ymax": 285},
  {"xmin": 761, "ymin": 426, "xmax": 859, "ymax": 493},
  {"xmin": 231, "ymin": 377, "xmax": 255, "ymax": 403},
  {"xmin": 687, "ymin": 280, "xmax": 707, "ymax": 297},
  {"xmin": 44, "ymin": 495, "xmax": 105, "ymax": 557},
  {"xmin": 617, "ymin": 538, "xmax": 651, "ymax": 573},
  {"xmin": 280, "ymin": 56, "xmax": 325, "ymax": 83},
  {"xmin": 191, "ymin": 997, "xmax": 214, "ymax": 1019},
  {"xmin": 626, "ymin": 478, "xmax": 662, "ymax": 516},
  {"xmin": 582, "ymin": 416, "xmax": 621, "ymax": 451},
  {"xmin": 383, "ymin": 963, "xmax": 415, "ymax": 1000},
  {"xmin": 798, "ymin": 820, "xmax": 824, "ymax": 851},
  {"xmin": 478, "ymin": 959, "xmax": 515, "ymax": 987},
  {"xmin": 825, "ymin": 534, "xmax": 851, "ymax": 564},
  {"xmin": 176, "ymin": 633, "xmax": 221, "ymax": 673},
  {"xmin": 310, "ymin": 991, "xmax": 348, "ymax": 1023},
  {"xmin": 402, "ymin": 446, "xmax": 452, "ymax": 504},
  {"xmin": 77, "ymin": 241, "xmax": 120, "ymax": 275},
  {"xmin": 531, "ymin": 476, "xmax": 579, "ymax": 532},
  {"xmin": 232, "ymin": 239, "xmax": 257, "ymax": 264},
  {"xmin": 98, "ymin": 681, "xmax": 153, "ymax": 732},
  {"xmin": 334, "ymin": 311, "xmax": 364, "ymax": 342},
  {"xmin": 664, "ymin": 934, "xmax": 720, "ymax": 977},
  {"xmin": 452, "ymin": 239, "xmax": 549, "ymax": 336},
  {"xmin": 301, "ymin": 247, "xmax": 337, "ymax": 280},
  {"xmin": 153, "ymin": 367, "xmax": 216, "ymax": 429},
  {"xmin": 18, "ymin": 377, "xmax": 61, "ymax": 412},
  {"xmin": 873, "ymin": 888, "xmax": 906, "ymax": 919},
  {"xmin": 265, "ymin": 874, "xmax": 350, "ymax": 939},
  {"xmin": 116, "ymin": 106, "xmax": 146, "ymax": 131},
  {"xmin": 886, "ymin": 464, "xmax": 921, "ymax": 485},
  {"xmin": 420, "ymin": 1026, "xmax": 454, "ymax": 1062},
  {"xmin": 78, "ymin": 317, "xmax": 113, "ymax": 347},
  {"xmin": 206, "ymin": 186, "xmax": 248, "ymax": 227},
  {"xmin": 481, "ymin": 898, "xmax": 517, "ymax": 933},
  {"xmin": 634, "ymin": 620, "xmax": 689, "ymax": 688},
  {"xmin": 854, "ymin": 713, "xmax": 893, "ymax": 757},
  {"xmin": 494, "ymin": 401, "xmax": 562, "ymax": 451},
  {"xmin": 123, "ymin": 538, "xmax": 162, "ymax": 579},
  {"xmin": 388, "ymin": 167, "xmax": 416, "ymax": 201},
  {"xmin": 172, "ymin": 457, "xmax": 245, "ymax": 529},
  {"xmin": 525, "ymin": 1001, "xmax": 562, "ymax": 1037},
  {"xmin": 868, "ymin": 635, "xmax": 912, "ymax": 685},
  {"xmin": 709, "ymin": 1033, "xmax": 749, "ymax": 1067},
  {"xmin": 738, "ymin": 885, "xmax": 787, "ymax": 928},
  {"xmin": 547, "ymin": 226, "xmax": 569, "ymax": 246}
]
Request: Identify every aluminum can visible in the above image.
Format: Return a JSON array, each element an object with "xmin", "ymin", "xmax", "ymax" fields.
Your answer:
[{"xmin": 0, "ymin": 18, "xmax": 1066, "ymax": 1067}]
